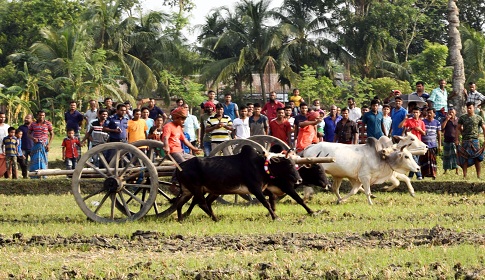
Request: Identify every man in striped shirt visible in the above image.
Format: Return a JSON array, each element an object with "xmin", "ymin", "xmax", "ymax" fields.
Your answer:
[
  {"xmin": 206, "ymin": 103, "xmax": 233, "ymax": 150},
  {"xmin": 28, "ymin": 110, "xmax": 54, "ymax": 176}
]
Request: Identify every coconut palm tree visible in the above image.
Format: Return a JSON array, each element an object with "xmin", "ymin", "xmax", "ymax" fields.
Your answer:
[{"xmin": 461, "ymin": 25, "xmax": 485, "ymax": 83}]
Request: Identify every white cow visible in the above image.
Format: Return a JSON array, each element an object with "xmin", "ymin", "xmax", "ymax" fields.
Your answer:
[
  {"xmin": 302, "ymin": 138, "xmax": 420, "ymax": 205},
  {"xmin": 378, "ymin": 133, "xmax": 428, "ymax": 195}
]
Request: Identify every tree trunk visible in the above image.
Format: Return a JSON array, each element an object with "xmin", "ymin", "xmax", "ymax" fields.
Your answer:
[
  {"xmin": 260, "ymin": 72, "xmax": 267, "ymax": 103},
  {"xmin": 448, "ymin": 0, "xmax": 466, "ymax": 115}
]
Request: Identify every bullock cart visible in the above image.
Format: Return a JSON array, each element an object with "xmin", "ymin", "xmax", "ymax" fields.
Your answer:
[{"xmin": 29, "ymin": 139, "xmax": 333, "ymax": 223}]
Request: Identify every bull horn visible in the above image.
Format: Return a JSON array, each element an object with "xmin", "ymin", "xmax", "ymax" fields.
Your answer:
[
  {"xmin": 293, "ymin": 157, "xmax": 336, "ymax": 164},
  {"xmin": 400, "ymin": 143, "xmax": 411, "ymax": 152}
]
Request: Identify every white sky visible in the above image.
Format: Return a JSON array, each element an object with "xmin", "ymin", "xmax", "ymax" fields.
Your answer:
[{"xmin": 141, "ymin": 0, "xmax": 283, "ymax": 43}]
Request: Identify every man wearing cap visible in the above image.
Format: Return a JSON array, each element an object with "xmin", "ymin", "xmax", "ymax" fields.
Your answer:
[
  {"xmin": 163, "ymin": 107, "xmax": 201, "ymax": 193},
  {"xmin": 428, "ymin": 79, "xmax": 448, "ymax": 122}
]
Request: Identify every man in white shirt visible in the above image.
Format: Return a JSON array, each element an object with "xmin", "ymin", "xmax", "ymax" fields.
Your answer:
[
  {"xmin": 84, "ymin": 99, "xmax": 98, "ymax": 133},
  {"xmin": 347, "ymin": 97, "xmax": 361, "ymax": 122},
  {"xmin": 232, "ymin": 105, "xmax": 250, "ymax": 139}
]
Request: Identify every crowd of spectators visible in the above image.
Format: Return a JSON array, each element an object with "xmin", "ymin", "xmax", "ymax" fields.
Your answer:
[{"xmin": 1, "ymin": 80, "xmax": 485, "ymax": 180}]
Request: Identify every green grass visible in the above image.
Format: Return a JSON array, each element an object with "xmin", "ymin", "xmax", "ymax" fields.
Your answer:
[{"xmin": 0, "ymin": 192, "xmax": 484, "ymax": 279}]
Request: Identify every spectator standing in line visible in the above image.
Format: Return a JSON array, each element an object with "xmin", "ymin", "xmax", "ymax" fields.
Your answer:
[
  {"xmin": 232, "ymin": 105, "xmax": 250, "ymax": 139},
  {"xmin": 295, "ymin": 111, "xmax": 321, "ymax": 154},
  {"xmin": 463, "ymin": 81, "xmax": 485, "ymax": 114},
  {"xmin": 312, "ymin": 100, "xmax": 321, "ymax": 111},
  {"xmin": 411, "ymin": 81, "xmax": 430, "ymax": 103},
  {"xmin": 222, "ymin": 93, "xmax": 239, "ymax": 120},
  {"xmin": 334, "ymin": 108, "xmax": 359, "ymax": 144},
  {"xmin": 124, "ymin": 101, "xmax": 133, "ymax": 119},
  {"xmin": 382, "ymin": 104, "xmax": 392, "ymax": 137},
  {"xmin": 127, "ymin": 108, "xmax": 148, "ymax": 143},
  {"xmin": 181, "ymin": 103, "xmax": 201, "ymax": 153},
  {"xmin": 104, "ymin": 97, "xmax": 116, "ymax": 116},
  {"xmin": 103, "ymin": 104, "xmax": 129, "ymax": 143},
  {"xmin": 399, "ymin": 107, "xmax": 426, "ymax": 180},
  {"xmin": 362, "ymin": 99, "xmax": 385, "ymax": 139},
  {"xmin": 441, "ymin": 108, "xmax": 459, "ymax": 175},
  {"xmin": 140, "ymin": 107, "xmax": 154, "ymax": 136},
  {"xmin": 284, "ymin": 106, "xmax": 296, "ymax": 148},
  {"xmin": 200, "ymin": 102, "xmax": 215, "ymax": 156},
  {"xmin": 347, "ymin": 97, "xmax": 361, "ymax": 122},
  {"xmin": 65, "ymin": 101, "xmax": 84, "ymax": 158},
  {"xmin": 428, "ymin": 79, "xmax": 448, "ymax": 122},
  {"xmin": 420, "ymin": 108, "xmax": 441, "ymax": 179},
  {"xmin": 200, "ymin": 90, "xmax": 219, "ymax": 116},
  {"xmin": 323, "ymin": 105, "xmax": 342, "ymax": 142},
  {"xmin": 84, "ymin": 99, "xmax": 98, "ymax": 136},
  {"xmin": 148, "ymin": 116, "xmax": 164, "ymax": 141},
  {"xmin": 293, "ymin": 103, "xmax": 309, "ymax": 140},
  {"xmin": 62, "ymin": 128, "xmax": 82, "ymax": 170},
  {"xmin": 356, "ymin": 105, "xmax": 370, "ymax": 144},
  {"xmin": 83, "ymin": 109, "xmax": 109, "ymax": 147},
  {"xmin": 28, "ymin": 110, "xmax": 54, "ymax": 176},
  {"xmin": 289, "ymin": 88, "xmax": 304, "ymax": 109},
  {"xmin": 206, "ymin": 103, "xmax": 233, "ymax": 150},
  {"xmin": 269, "ymin": 107, "xmax": 292, "ymax": 145},
  {"xmin": 456, "ymin": 102, "xmax": 485, "ymax": 178},
  {"xmin": 249, "ymin": 103, "xmax": 269, "ymax": 135},
  {"xmin": 288, "ymin": 100, "xmax": 299, "ymax": 117},
  {"xmin": 246, "ymin": 103, "xmax": 254, "ymax": 117},
  {"xmin": 2, "ymin": 127, "xmax": 19, "ymax": 179},
  {"xmin": 15, "ymin": 129, "xmax": 28, "ymax": 179},
  {"xmin": 18, "ymin": 115, "xmax": 33, "ymax": 164},
  {"xmin": 138, "ymin": 98, "xmax": 167, "ymax": 122},
  {"xmin": 0, "ymin": 112, "xmax": 10, "ymax": 177},
  {"xmin": 390, "ymin": 96, "xmax": 407, "ymax": 138},
  {"xmin": 261, "ymin": 91, "xmax": 284, "ymax": 120}
]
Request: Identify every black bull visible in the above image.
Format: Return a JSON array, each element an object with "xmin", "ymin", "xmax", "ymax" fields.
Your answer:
[{"xmin": 173, "ymin": 145, "xmax": 329, "ymax": 221}]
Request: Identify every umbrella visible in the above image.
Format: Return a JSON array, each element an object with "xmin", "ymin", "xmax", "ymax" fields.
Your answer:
[{"xmin": 388, "ymin": 94, "xmax": 427, "ymax": 109}]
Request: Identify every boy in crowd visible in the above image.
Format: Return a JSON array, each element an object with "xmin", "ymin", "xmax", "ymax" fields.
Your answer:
[
  {"xmin": 62, "ymin": 128, "xmax": 82, "ymax": 170},
  {"xmin": 249, "ymin": 103, "xmax": 269, "ymax": 136},
  {"xmin": 399, "ymin": 107, "xmax": 426, "ymax": 180},
  {"xmin": 232, "ymin": 105, "xmax": 250, "ymax": 139},
  {"xmin": 334, "ymin": 108, "xmax": 359, "ymax": 144},
  {"xmin": 2, "ymin": 127, "xmax": 19, "ymax": 179},
  {"xmin": 269, "ymin": 107, "xmax": 292, "ymax": 145},
  {"xmin": 127, "ymin": 108, "xmax": 147, "ymax": 144},
  {"xmin": 382, "ymin": 104, "xmax": 392, "ymax": 137},
  {"xmin": 420, "ymin": 108, "xmax": 441, "ymax": 179},
  {"xmin": 15, "ymin": 129, "xmax": 28, "ymax": 179}
]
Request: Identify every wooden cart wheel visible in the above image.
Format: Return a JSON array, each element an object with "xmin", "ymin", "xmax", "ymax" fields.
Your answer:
[
  {"xmin": 248, "ymin": 135, "xmax": 291, "ymax": 153},
  {"xmin": 130, "ymin": 139, "xmax": 179, "ymax": 217},
  {"xmin": 209, "ymin": 139, "xmax": 266, "ymax": 157},
  {"xmin": 71, "ymin": 142, "xmax": 159, "ymax": 223}
]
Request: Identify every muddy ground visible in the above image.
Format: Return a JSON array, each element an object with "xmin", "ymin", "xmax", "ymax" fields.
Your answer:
[{"xmin": 1, "ymin": 225, "xmax": 485, "ymax": 279}]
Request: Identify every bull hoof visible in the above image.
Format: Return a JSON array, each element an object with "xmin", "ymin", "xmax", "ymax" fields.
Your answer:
[
  {"xmin": 370, "ymin": 194, "xmax": 377, "ymax": 199},
  {"xmin": 336, "ymin": 199, "xmax": 343, "ymax": 204},
  {"xmin": 410, "ymin": 192, "xmax": 416, "ymax": 198}
]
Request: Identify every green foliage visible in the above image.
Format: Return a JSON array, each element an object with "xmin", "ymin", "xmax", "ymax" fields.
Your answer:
[
  {"xmin": 295, "ymin": 65, "xmax": 343, "ymax": 108},
  {"xmin": 409, "ymin": 40, "xmax": 452, "ymax": 85},
  {"xmin": 159, "ymin": 70, "xmax": 204, "ymax": 108},
  {"xmin": 369, "ymin": 77, "xmax": 413, "ymax": 97}
]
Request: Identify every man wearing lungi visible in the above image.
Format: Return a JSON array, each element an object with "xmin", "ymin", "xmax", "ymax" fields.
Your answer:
[{"xmin": 456, "ymin": 102, "xmax": 485, "ymax": 178}]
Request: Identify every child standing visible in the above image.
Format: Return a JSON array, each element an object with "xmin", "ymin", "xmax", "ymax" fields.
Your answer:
[
  {"xmin": 2, "ymin": 127, "xmax": 19, "ymax": 179},
  {"xmin": 62, "ymin": 128, "xmax": 81, "ymax": 170},
  {"xmin": 382, "ymin": 104, "xmax": 392, "ymax": 137},
  {"xmin": 15, "ymin": 129, "xmax": 28, "ymax": 179},
  {"xmin": 399, "ymin": 107, "xmax": 426, "ymax": 180}
]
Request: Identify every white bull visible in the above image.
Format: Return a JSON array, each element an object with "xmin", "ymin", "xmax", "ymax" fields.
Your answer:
[
  {"xmin": 302, "ymin": 138, "xmax": 420, "ymax": 205},
  {"xmin": 378, "ymin": 132, "xmax": 428, "ymax": 195}
]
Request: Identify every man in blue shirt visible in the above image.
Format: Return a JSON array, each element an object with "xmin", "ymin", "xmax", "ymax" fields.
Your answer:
[
  {"xmin": 362, "ymin": 99, "xmax": 385, "ymax": 139},
  {"xmin": 103, "ymin": 104, "xmax": 129, "ymax": 142},
  {"xmin": 65, "ymin": 101, "xmax": 84, "ymax": 158},
  {"xmin": 428, "ymin": 79, "xmax": 448, "ymax": 122},
  {"xmin": 222, "ymin": 93, "xmax": 239, "ymax": 120},
  {"xmin": 390, "ymin": 96, "xmax": 408, "ymax": 138},
  {"xmin": 323, "ymin": 105, "xmax": 342, "ymax": 142}
]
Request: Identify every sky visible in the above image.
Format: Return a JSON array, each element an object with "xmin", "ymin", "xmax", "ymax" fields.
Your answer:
[{"xmin": 141, "ymin": 0, "xmax": 283, "ymax": 43}]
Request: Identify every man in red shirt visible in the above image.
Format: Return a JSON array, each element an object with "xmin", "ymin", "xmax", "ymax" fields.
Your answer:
[
  {"xmin": 261, "ymin": 91, "xmax": 284, "ymax": 120},
  {"xmin": 269, "ymin": 107, "xmax": 292, "ymax": 145},
  {"xmin": 399, "ymin": 107, "xmax": 425, "ymax": 179},
  {"xmin": 163, "ymin": 107, "xmax": 201, "ymax": 194}
]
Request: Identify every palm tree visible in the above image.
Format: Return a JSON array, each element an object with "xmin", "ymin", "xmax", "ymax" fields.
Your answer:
[
  {"xmin": 0, "ymin": 87, "xmax": 31, "ymax": 124},
  {"xmin": 461, "ymin": 25, "xmax": 485, "ymax": 83},
  {"xmin": 448, "ymin": 0, "xmax": 466, "ymax": 115}
]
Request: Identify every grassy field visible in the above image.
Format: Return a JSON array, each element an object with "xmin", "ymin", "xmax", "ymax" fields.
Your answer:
[{"xmin": 0, "ymin": 192, "xmax": 484, "ymax": 278}]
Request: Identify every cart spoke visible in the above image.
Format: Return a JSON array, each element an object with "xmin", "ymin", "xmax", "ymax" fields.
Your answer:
[
  {"xmin": 98, "ymin": 153, "xmax": 112, "ymax": 176},
  {"xmin": 113, "ymin": 150, "xmax": 121, "ymax": 176},
  {"xmin": 110, "ymin": 193, "xmax": 116, "ymax": 219},
  {"xmin": 83, "ymin": 187, "xmax": 107, "ymax": 201},
  {"xmin": 122, "ymin": 188, "xmax": 146, "ymax": 206},
  {"xmin": 119, "ymin": 155, "xmax": 138, "ymax": 177},
  {"xmin": 84, "ymin": 161, "xmax": 110, "ymax": 179},
  {"xmin": 93, "ymin": 192, "xmax": 110, "ymax": 214},
  {"xmin": 117, "ymin": 193, "xmax": 132, "ymax": 217}
]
